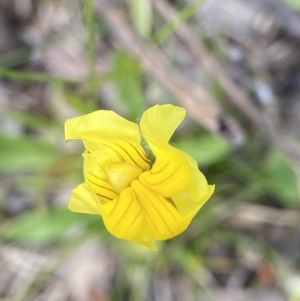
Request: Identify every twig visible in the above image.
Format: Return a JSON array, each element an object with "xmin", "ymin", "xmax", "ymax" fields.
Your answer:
[
  {"xmin": 225, "ymin": 204, "xmax": 300, "ymax": 229},
  {"xmin": 94, "ymin": 0, "xmax": 244, "ymax": 144},
  {"xmin": 153, "ymin": 0, "xmax": 261, "ymax": 125}
]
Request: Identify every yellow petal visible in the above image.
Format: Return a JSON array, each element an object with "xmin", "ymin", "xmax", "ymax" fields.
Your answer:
[
  {"xmin": 100, "ymin": 187, "xmax": 156, "ymax": 250},
  {"xmin": 65, "ymin": 110, "xmax": 140, "ymax": 144},
  {"xmin": 65, "ymin": 111, "xmax": 150, "ymax": 170},
  {"xmin": 83, "ymin": 152, "xmax": 118, "ymax": 202},
  {"xmin": 68, "ymin": 183, "xmax": 101, "ymax": 214},
  {"xmin": 140, "ymin": 104, "xmax": 186, "ymax": 147},
  {"xmin": 102, "ymin": 162, "xmax": 142, "ymax": 194},
  {"xmin": 139, "ymin": 148, "xmax": 191, "ymax": 196},
  {"xmin": 131, "ymin": 180, "xmax": 197, "ymax": 240},
  {"xmin": 86, "ymin": 145, "xmax": 121, "ymax": 167},
  {"xmin": 98, "ymin": 140, "xmax": 151, "ymax": 171},
  {"xmin": 172, "ymin": 153, "xmax": 215, "ymax": 215},
  {"xmin": 139, "ymin": 104, "xmax": 191, "ymax": 196},
  {"xmin": 133, "ymin": 236, "xmax": 157, "ymax": 251},
  {"xmin": 64, "ymin": 110, "xmax": 143, "ymax": 162}
]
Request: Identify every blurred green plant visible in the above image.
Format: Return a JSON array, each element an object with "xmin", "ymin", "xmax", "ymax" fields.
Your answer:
[
  {"xmin": 284, "ymin": 0, "xmax": 300, "ymax": 10},
  {"xmin": 2, "ymin": 207, "xmax": 77, "ymax": 243},
  {"xmin": 110, "ymin": 50, "xmax": 146, "ymax": 119},
  {"xmin": 0, "ymin": 0, "xmax": 299, "ymax": 300},
  {"xmin": 173, "ymin": 133, "xmax": 231, "ymax": 166},
  {"xmin": 262, "ymin": 150, "xmax": 299, "ymax": 205},
  {"xmin": 153, "ymin": 0, "xmax": 206, "ymax": 45},
  {"xmin": 0, "ymin": 134, "xmax": 57, "ymax": 172},
  {"xmin": 128, "ymin": 0, "xmax": 153, "ymax": 38}
]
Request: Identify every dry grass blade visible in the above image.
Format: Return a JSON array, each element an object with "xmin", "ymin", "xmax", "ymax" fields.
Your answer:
[
  {"xmin": 94, "ymin": 0, "xmax": 244, "ymax": 145},
  {"xmin": 225, "ymin": 204, "xmax": 300, "ymax": 229},
  {"xmin": 153, "ymin": 0, "xmax": 261, "ymax": 125}
]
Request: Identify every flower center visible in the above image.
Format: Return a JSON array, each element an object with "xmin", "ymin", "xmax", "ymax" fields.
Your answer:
[{"xmin": 102, "ymin": 162, "xmax": 143, "ymax": 194}]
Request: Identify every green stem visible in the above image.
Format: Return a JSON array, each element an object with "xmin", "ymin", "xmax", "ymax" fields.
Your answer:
[
  {"xmin": 85, "ymin": 0, "xmax": 98, "ymax": 107},
  {"xmin": 0, "ymin": 68, "xmax": 81, "ymax": 84},
  {"xmin": 153, "ymin": 0, "xmax": 206, "ymax": 45}
]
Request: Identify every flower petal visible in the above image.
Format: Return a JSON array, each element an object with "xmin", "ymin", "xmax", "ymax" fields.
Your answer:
[
  {"xmin": 102, "ymin": 162, "xmax": 143, "ymax": 194},
  {"xmin": 139, "ymin": 149, "xmax": 191, "ymax": 196},
  {"xmin": 97, "ymin": 140, "xmax": 151, "ymax": 171},
  {"xmin": 131, "ymin": 180, "xmax": 197, "ymax": 240},
  {"xmin": 139, "ymin": 104, "xmax": 191, "ymax": 196},
  {"xmin": 65, "ymin": 111, "xmax": 150, "ymax": 170},
  {"xmin": 83, "ymin": 151, "xmax": 118, "ymax": 202},
  {"xmin": 68, "ymin": 183, "xmax": 101, "ymax": 214},
  {"xmin": 100, "ymin": 187, "xmax": 157, "ymax": 250},
  {"xmin": 172, "ymin": 152, "xmax": 215, "ymax": 215},
  {"xmin": 140, "ymin": 104, "xmax": 186, "ymax": 147},
  {"xmin": 65, "ymin": 110, "xmax": 140, "ymax": 144}
]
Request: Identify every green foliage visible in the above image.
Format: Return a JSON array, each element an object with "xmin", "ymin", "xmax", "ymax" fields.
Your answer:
[
  {"xmin": 284, "ymin": 0, "xmax": 300, "ymax": 10},
  {"xmin": 2, "ymin": 207, "xmax": 77, "ymax": 243},
  {"xmin": 262, "ymin": 150, "xmax": 299, "ymax": 205},
  {"xmin": 153, "ymin": 0, "xmax": 206, "ymax": 45},
  {"xmin": 0, "ymin": 47, "xmax": 31, "ymax": 68},
  {"xmin": 65, "ymin": 91, "xmax": 97, "ymax": 114},
  {"xmin": 128, "ymin": 0, "xmax": 153, "ymax": 38},
  {"xmin": 0, "ymin": 68, "xmax": 80, "ymax": 84},
  {"xmin": 173, "ymin": 134, "xmax": 231, "ymax": 166},
  {"xmin": 1, "ymin": 1, "xmax": 299, "ymax": 299},
  {"xmin": 5, "ymin": 109, "xmax": 51, "ymax": 130},
  {"xmin": 0, "ymin": 133, "xmax": 57, "ymax": 172},
  {"xmin": 111, "ymin": 51, "xmax": 146, "ymax": 119}
]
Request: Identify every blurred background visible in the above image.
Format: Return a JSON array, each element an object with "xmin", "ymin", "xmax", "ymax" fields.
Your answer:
[{"xmin": 1, "ymin": 0, "xmax": 300, "ymax": 300}]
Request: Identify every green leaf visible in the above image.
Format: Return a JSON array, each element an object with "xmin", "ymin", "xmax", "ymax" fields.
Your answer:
[
  {"xmin": 283, "ymin": 0, "xmax": 300, "ymax": 10},
  {"xmin": 153, "ymin": 0, "xmax": 206, "ymax": 45},
  {"xmin": 0, "ymin": 68, "xmax": 80, "ymax": 84},
  {"xmin": 2, "ymin": 207, "xmax": 77, "ymax": 243},
  {"xmin": 128, "ymin": 0, "xmax": 152, "ymax": 38},
  {"xmin": 0, "ymin": 47, "xmax": 31, "ymax": 68},
  {"xmin": 0, "ymin": 133, "xmax": 57, "ymax": 172},
  {"xmin": 5, "ymin": 109, "xmax": 51, "ymax": 130},
  {"xmin": 173, "ymin": 134, "xmax": 231, "ymax": 166},
  {"xmin": 111, "ymin": 51, "xmax": 145, "ymax": 119},
  {"xmin": 65, "ymin": 91, "xmax": 97, "ymax": 114},
  {"xmin": 262, "ymin": 150, "xmax": 299, "ymax": 205}
]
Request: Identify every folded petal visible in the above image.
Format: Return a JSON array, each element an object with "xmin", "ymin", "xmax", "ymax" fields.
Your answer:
[
  {"xmin": 100, "ymin": 187, "xmax": 156, "ymax": 250},
  {"xmin": 83, "ymin": 152, "xmax": 118, "ymax": 202},
  {"xmin": 139, "ymin": 148, "xmax": 191, "ymax": 196},
  {"xmin": 140, "ymin": 104, "xmax": 186, "ymax": 147},
  {"xmin": 65, "ymin": 111, "xmax": 150, "ymax": 170},
  {"xmin": 68, "ymin": 183, "xmax": 101, "ymax": 214},
  {"xmin": 65, "ymin": 110, "xmax": 141, "ymax": 144},
  {"xmin": 172, "ymin": 152, "xmax": 215, "ymax": 215},
  {"xmin": 139, "ymin": 104, "xmax": 191, "ymax": 196},
  {"xmin": 131, "ymin": 180, "xmax": 197, "ymax": 240},
  {"xmin": 102, "ymin": 162, "xmax": 143, "ymax": 194},
  {"xmin": 97, "ymin": 140, "xmax": 151, "ymax": 171}
]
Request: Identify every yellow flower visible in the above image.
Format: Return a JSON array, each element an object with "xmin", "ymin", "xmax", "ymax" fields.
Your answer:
[{"xmin": 65, "ymin": 104, "xmax": 214, "ymax": 250}]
